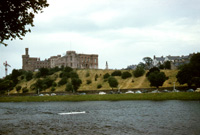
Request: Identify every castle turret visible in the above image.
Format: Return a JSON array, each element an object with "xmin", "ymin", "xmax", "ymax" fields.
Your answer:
[{"xmin": 25, "ymin": 48, "xmax": 29, "ymax": 56}]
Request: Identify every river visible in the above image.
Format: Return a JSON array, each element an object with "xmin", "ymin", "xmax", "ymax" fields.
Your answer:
[{"xmin": 0, "ymin": 101, "xmax": 199, "ymax": 135}]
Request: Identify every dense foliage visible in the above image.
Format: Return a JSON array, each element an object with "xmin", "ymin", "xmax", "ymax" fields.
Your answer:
[
  {"xmin": 108, "ymin": 76, "xmax": 118, "ymax": 90},
  {"xmin": 0, "ymin": 0, "xmax": 49, "ymax": 46},
  {"xmin": 133, "ymin": 66, "xmax": 145, "ymax": 78},
  {"xmin": 148, "ymin": 71, "xmax": 167, "ymax": 88},
  {"xmin": 103, "ymin": 73, "xmax": 110, "ymax": 79},
  {"xmin": 111, "ymin": 70, "xmax": 122, "ymax": 76},
  {"xmin": 176, "ymin": 53, "xmax": 200, "ymax": 88},
  {"xmin": 121, "ymin": 71, "xmax": 132, "ymax": 79}
]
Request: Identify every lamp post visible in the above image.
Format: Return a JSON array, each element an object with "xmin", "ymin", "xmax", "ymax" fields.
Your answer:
[{"xmin": 173, "ymin": 82, "xmax": 175, "ymax": 90}]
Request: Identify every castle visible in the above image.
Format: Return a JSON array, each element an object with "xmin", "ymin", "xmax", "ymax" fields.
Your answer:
[{"xmin": 22, "ymin": 48, "xmax": 98, "ymax": 71}]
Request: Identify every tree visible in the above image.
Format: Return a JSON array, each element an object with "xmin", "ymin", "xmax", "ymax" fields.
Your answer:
[
  {"xmin": 108, "ymin": 76, "xmax": 118, "ymax": 90},
  {"xmin": 66, "ymin": 83, "xmax": 73, "ymax": 92},
  {"xmin": 146, "ymin": 67, "xmax": 160, "ymax": 77},
  {"xmin": 121, "ymin": 71, "xmax": 132, "ymax": 79},
  {"xmin": 71, "ymin": 78, "xmax": 82, "ymax": 92},
  {"xmin": 39, "ymin": 68, "xmax": 49, "ymax": 77},
  {"xmin": 26, "ymin": 71, "xmax": 33, "ymax": 81},
  {"xmin": 133, "ymin": 66, "xmax": 145, "ymax": 78},
  {"xmin": 143, "ymin": 57, "xmax": 153, "ymax": 69},
  {"xmin": 58, "ymin": 77, "xmax": 68, "ymax": 86},
  {"xmin": 138, "ymin": 62, "xmax": 146, "ymax": 69},
  {"xmin": 34, "ymin": 79, "xmax": 43, "ymax": 91},
  {"xmin": 164, "ymin": 61, "xmax": 171, "ymax": 69},
  {"xmin": 103, "ymin": 73, "xmax": 110, "ymax": 79},
  {"xmin": 64, "ymin": 66, "xmax": 73, "ymax": 73},
  {"xmin": 148, "ymin": 71, "xmax": 167, "ymax": 88},
  {"xmin": 0, "ymin": 0, "xmax": 49, "ymax": 46},
  {"xmin": 70, "ymin": 71, "xmax": 79, "ymax": 79},
  {"xmin": 176, "ymin": 53, "xmax": 200, "ymax": 88}
]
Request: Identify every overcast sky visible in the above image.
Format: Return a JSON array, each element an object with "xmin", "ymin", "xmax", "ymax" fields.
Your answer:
[{"xmin": 1, "ymin": 0, "xmax": 200, "ymax": 78}]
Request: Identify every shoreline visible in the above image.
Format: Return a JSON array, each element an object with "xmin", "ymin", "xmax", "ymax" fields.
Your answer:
[{"xmin": 0, "ymin": 92, "xmax": 200, "ymax": 102}]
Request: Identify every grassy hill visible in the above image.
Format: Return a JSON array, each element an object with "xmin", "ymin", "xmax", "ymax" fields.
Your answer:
[{"xmin": 8, "ymin": 69, "xmax": 182, "ymax": 94}]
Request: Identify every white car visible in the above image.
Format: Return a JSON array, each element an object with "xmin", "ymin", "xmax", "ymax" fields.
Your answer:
[
  {"xmin": 125, "ymin": 90, "xmax": 134, "ymax": 94},
  {"xmin": 51, "ymin": 93, "xmax": 56, "ymax": 96},
  {"xmin": 99, "ymin": 92, "xmax": 106, "ymax": 95},
  {"xmin": 39, "ymin": 94, "xmax": 44, "ymax": 96},
  {"xmin": 135, "ymin": 90, "xmax": 142, "ymax": 94}
]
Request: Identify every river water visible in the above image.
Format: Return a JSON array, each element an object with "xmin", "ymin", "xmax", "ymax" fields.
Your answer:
[{"xmin": 0, "ymin": 101, "xmax": 199, "ymax": 135}]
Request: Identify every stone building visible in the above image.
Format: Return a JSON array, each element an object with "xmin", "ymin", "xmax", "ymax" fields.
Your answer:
[
  {"xmin": 22, "ymin": 48, "xmax": 98, "ymax": 71},
  {"xmin": 153, "ymin": 53, "xmax": 195, "ymax": 69}
]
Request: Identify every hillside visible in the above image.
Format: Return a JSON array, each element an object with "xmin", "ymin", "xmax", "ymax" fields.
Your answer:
[{"xmin": 8, "ymin": 69, "xmax": 182, "ymax": 94}]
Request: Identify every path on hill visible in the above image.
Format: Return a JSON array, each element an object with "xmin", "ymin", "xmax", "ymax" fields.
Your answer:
[{"xmin": 134, "ymin": 75, "xmax": 146, "ymax": 88}]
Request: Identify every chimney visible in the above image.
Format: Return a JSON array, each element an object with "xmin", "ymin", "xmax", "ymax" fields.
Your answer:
[{"xmin": 25, "ymin": 48, "xmax": 29, "ymax": 55}]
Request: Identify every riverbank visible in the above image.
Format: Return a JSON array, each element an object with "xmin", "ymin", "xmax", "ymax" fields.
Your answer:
[{"xmin": 0, "ymin": 92, "xmax": 200, "ymax": 102}]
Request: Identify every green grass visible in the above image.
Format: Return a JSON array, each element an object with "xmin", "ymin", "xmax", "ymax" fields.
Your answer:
[{"xmin": 0, "ymin": 92, "xmax": 200, "ymax": 102}]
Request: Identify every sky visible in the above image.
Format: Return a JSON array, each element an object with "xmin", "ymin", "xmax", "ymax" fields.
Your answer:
[{"xmin": 1, "ymin": 0, "xmax": 200, "ymax": 78}]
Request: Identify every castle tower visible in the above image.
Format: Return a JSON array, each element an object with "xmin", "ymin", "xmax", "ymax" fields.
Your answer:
[
  {"xmin": 105, "ymin": 61, "xmax": 108, "ymax": 69},
  {"xmin": 22, "ymin": 48, "xmax": 30, "ymax": 70}
]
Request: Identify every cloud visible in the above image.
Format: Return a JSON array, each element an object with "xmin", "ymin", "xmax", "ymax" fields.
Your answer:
[{"xmin": 1, "ymin": 0, "xmax": 200, "ymax": 78}]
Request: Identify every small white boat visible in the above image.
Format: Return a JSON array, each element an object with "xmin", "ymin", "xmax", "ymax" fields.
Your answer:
[{"xmin": 58, "ymin": 111, "xmax": 86, "ymax": 115}]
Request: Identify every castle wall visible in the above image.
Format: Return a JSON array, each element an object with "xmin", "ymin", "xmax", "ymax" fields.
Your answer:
[{"xmin": 22, "ymin": 48, "xmax": 99, "ymax": 71}]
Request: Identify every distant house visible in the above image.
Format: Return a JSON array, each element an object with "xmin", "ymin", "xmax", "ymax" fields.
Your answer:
[{"xmin": 153, "ymin": 53, "xmax": 195, "ymax": 69}]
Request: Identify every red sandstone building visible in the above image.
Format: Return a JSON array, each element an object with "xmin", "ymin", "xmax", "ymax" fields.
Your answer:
[{"xmin": 22, "ymin": 48, "xmax": 98, "ymax": 71}]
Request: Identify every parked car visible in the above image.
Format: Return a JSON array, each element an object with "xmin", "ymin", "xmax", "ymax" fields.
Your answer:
[
  {"xmin": 79, "ymin": 93, "xmax": 86, "ymax": 95},
  {"xmin": 135, "ymin": 90, "xmax": 142, "ymax": 94},
  {"xmin": 187, "ymin": 89, "xmax": 194, "ymax": 92},
  {"xmin": 51, "ymin": 93, "xmax": 56, "ymax": 96},
  {"xmin": 163, "ymin": 89, "xmax": 170, "ymax": 93},
  {"xmin": 151, "ymin": 90, "xmax": 160, "ymax": 93},
  {"xmin": 125, "ymin": 90, "xmax": 134, "ymax": 94},
  {"xmin": 39, "ymin": 94, "xmax": 44, "ymax": 96},
  {"xmin": 142, "ymin": 90, "xmax": 148, "ymax": 93},
  {"xmin": 99, "ymin": 92, "xmax": 106, "ymax": 95},
  {"xmin": 195, "ymin": 88, "xmax": 200, "ymax": 92},
  {"xmin": 172, "ymin": 89, "xmax": 180, "ymax": 92}
]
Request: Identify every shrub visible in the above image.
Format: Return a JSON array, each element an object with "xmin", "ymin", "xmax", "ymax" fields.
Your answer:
[
  {"xmin": 16, "ymin": 86, "xmax": 21, "ymax": 93},
  {"xmin": 64, "ymin": 66, "xmax": 73, "ymax": 72},
  {"xmin": 51, "ymin": 87, "xmax": 55, "ymax": 92},
  {"xmin": 52, "ymin": 82, "xmax": 57, "ymax": 87},
  {"xmin": 95, "ymin": 74, "xmax": 98, "ymax": 81},
  {"xmin": 122, "ymin": 71, "xmax": 132, "ymax": 79},
  {"xmin": 39, "ymin": 68, "xmax": 49, "ymax": 77},
  {"xmin": 60, "ymin": 72, "xmax": 70, "ymax": 78},
  {"xmin": 70, "ymin": 71, "xmax": 79, "ymax": 79},
  {"xmin": 97, "ymin": 84, "xmax": 102, "ymax": 89},
  {"xmin": 66, "ymin": 83, "xmax": 73, "ymax": 92},
  {"xmin": 85, "ymin": 71, "xmax": 90, "ymax": 77},
  {"xmin": 71, "ymin": 78, "xmax": 82, "ymax": 92},
  {"xmin": 103, "ymin": 73, "xmax": 110, "ymax": 79},
  {"xmin": 58, "ymin": 77, "xmax": 68, "ymax": 86},
  {"xmin": 86, "ymin": 80, "xmax": 92, "ymax": 84},
  {"xmin": 146, "ymin": 67, "xmax": 160, "ymax": 77},
  {"xmin": 133, "ymin": 67, "xmax": 145, "ymax": 78},
  {"xmin": 108, "ymin": 76, "xmax": 118, "ymax": 90},
  {"xmin": 111, "ymin": 70, "xmax": 122, "ymax": 76},
  {"xmin": 22, "ymin": 87, "xmax": 28, "ymax": 93}
]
